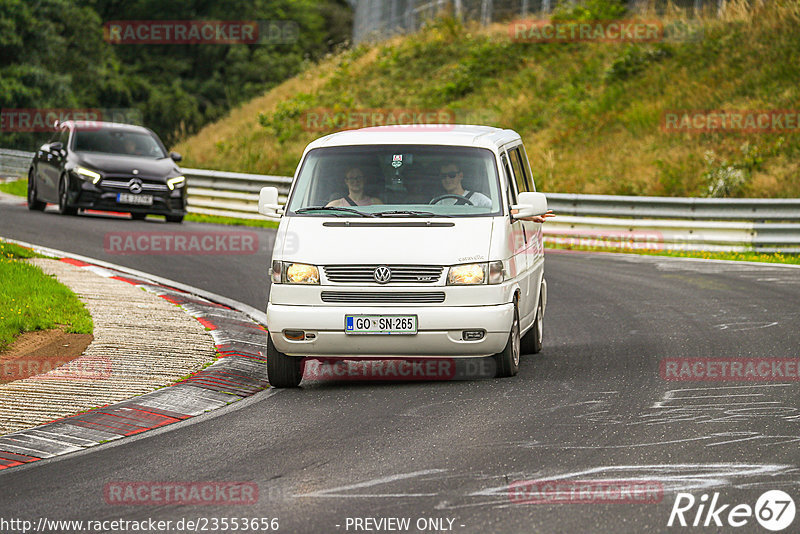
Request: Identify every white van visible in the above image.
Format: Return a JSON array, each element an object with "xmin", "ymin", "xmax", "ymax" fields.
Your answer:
[{"xmin": 258, "ymin": 125, "xmax": 548, "ymax": 387}]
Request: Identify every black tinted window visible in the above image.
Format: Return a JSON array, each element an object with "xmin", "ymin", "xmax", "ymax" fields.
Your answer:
[
  {"xmin": 518, "ymin": 144, "xmax": 536, "ymax": 191},
  {"xmin": 73, "ymin": 129, "xmax": 166, "ymax": 158},
  {"xmin": 509, "ymin": 146, "xmax": 528, "ymax": 194}
]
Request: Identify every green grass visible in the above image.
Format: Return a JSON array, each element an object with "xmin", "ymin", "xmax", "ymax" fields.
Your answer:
[
  {"xmin": 0, "ymin": 179, "xmax": 26, "ymax": 197},
  {"xmin": 0, "ymin": 241, "xmax": 93, "ymax": 351},
  {"xmin": 0, "ymin": 241, "xmax": 44, "ymax": 260},
  {"xmin": 545, "ymin": 241, "xmax": 800, "ymax": 265},
  {"xmin": 175, "ymin": 0, "xmax": 800, "ymax": 199},
  {"xmin": 184, "ymin": 213, "xmax": 278, "ymax": 228}
]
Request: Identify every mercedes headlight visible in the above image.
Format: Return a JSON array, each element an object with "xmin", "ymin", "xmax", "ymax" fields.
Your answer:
[
  {"xmin": 167, "ymin": 176, "xmax": 186, "ymax": 190},
  {"xmin": 75, "ymin": 167, "xmax": 101, "ymax": 184}
]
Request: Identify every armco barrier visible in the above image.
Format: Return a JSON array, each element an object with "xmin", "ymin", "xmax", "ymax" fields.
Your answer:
[
  {"xmin": 0, "ymin": 148, "xmax": 33, "ymax": 179},
  {"xmin": 2, "ymin": 148, "xmax": 799, "ymax": 252}
]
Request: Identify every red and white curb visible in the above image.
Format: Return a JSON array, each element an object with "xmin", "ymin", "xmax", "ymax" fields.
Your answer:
[{"xmin": 0, "ymin": 242, "xmax": 270, "ymax": 472}]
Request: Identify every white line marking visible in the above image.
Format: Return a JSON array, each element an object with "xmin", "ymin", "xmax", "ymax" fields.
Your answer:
[{"xmin": 295, "ymin": 469, "xmax": 447, "ymax": 498}]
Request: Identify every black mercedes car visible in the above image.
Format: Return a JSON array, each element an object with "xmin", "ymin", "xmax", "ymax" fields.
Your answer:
[{"xmin": 27, "ymin": 120, "xmax": 187, "ymax": 222}]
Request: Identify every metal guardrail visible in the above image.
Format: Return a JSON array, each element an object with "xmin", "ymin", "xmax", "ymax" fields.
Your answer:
[
  {"xmin": 183, "ymin": 168, "xmax": 291, "ymax": 220},
  {"xmin": 545, "ymin": 193, "xmax": 800, "ymax": 221},
  {"xmin": 543, "ymin": 193, "xmax": 800, "ymax": 254},
  {"xmin": 0, "ymin": 149, "xmax": 33, "ymax": 179},
  {"xmin": 2, "ymin": 148, "xmax": 799, "ymax": 252}
]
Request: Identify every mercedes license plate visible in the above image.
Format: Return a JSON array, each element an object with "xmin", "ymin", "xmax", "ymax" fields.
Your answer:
[{"xmin": 117, "ymin": 193, "xmax": 153, "ymax": 206}]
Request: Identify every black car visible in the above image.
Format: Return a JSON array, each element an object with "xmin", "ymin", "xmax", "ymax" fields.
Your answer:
[{"xmin": 27, "ymin": 120, "xmax": 187, "ymax": 222}]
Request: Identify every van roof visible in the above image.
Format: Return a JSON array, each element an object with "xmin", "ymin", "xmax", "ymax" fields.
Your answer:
[{"xmin": 306, "ymin": 125, "xmax": 521, "ymax": 151}]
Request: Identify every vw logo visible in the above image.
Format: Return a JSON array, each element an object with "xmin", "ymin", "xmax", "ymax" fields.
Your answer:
[
  {"xmin": 128, "ymin": 178, "xmax": 143, "ymax": 194},
  {"xmin": 373, "ymin": 265, "xmax": 392, "ymax": 284}
]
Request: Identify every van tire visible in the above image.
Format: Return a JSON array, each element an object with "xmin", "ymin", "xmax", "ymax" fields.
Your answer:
[
  {"xmin": 494, "ymin": 303, "xmax": 520, "ymax": 378},
  {"xmin": 266, "ymin": 333, "xmax": 303, "ymax": 388},
  {"xmin": 520, "ymin": 293, "xmax": 543, "ymax": 355}
]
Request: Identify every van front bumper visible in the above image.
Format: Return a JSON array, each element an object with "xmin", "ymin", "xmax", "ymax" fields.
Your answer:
[{"xmin": 267, "ymin": 303, "xmax": 514, "ymax": 358}]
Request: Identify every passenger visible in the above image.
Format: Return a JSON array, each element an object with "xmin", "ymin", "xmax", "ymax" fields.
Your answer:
[{"xmin": 326, "ymin": 167, "xmax": 382, "ymax": 207}]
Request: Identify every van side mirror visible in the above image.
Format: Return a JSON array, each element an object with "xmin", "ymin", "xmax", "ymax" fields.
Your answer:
[
  {"xmin": 511, "ymin": 192, "xmax": 547, "ymax": 220},
  {"xmin": 258, "ymin": 186, "xmax": 282, "ymax": 217},
  {"xmin": 169, "ymin": 151, "xmax": 182, "ymax": 162},
  {"xmin": 49, "ymin": 142, "xmax": 64, "ymax": 152}
]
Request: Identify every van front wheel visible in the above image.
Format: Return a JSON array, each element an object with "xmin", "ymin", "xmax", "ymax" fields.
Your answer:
[
  {"xmin": 266, "ymin": 334, "xmax": 303, "ymax": 388},
  {"xmin": 494, "ymin": 303, "xmax": 520, "ymax": 378}
]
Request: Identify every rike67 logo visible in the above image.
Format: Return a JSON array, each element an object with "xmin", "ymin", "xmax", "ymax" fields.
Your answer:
[{"xmin": 668, "ymin": 490, "xmax": 795, "ymax": 531}]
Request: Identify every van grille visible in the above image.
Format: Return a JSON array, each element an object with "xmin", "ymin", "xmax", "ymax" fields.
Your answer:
[
  {"xmin": 323, "ymin": 265, "xmax": 443, "ymax": 284},
  {"xmin": 320, "ymin": 291, "xmax": 445, "ymax": 303}
]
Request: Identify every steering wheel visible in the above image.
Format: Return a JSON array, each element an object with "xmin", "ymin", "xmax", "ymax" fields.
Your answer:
[{"xmin": 429, "ymin": 194, "xmax": 474, "ymax": 206}]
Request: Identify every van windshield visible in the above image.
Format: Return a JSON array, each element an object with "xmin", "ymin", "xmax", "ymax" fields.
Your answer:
[{"xmin": 286, "ymin": 145, "xmax": 502, "ymax": 217}]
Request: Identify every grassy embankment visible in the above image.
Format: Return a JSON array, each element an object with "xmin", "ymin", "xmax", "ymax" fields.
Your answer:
[
  {"xmin": 171, "ymin": 1, "xmax": 799, "ymax": 264},
  {"xmin": 0, "ymin": 241, "xmax": 93, "ymax": 351},
  {"xmin": 175, "ymin": 1, "xmax": 800, "ymax": 198}
]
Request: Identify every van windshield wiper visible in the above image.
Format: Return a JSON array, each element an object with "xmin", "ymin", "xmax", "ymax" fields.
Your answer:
[
  {"xmin": 294, "ymin": 206, "xmax": 376, "ymax": 217},
  {"xmin": 374, "ymin": 210, "xmax": 451, "ymax": 218}
]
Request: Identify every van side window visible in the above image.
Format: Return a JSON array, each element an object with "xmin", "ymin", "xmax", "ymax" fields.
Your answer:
[
  {"xmin": 517, "ymin": 144, "xmax": 536, "ymax": 192},
  {"xmin": 501, "ymin": 152, "xmax": 517, "ymax": 205},
  {"xmin": 509, "ymin": 146, "xmax": 529, "ymax": 193}
]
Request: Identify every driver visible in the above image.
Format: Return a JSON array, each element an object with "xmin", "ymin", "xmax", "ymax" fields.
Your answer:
[
  {"xmin": 438, "ymin": 163, "xmax": 492, "ymax": 208},
  {"xmin": 123, "ymin": 138, "xmax": 143, "ymax": 156}
]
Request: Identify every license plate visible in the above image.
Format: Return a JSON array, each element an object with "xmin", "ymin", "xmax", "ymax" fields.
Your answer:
[
  {"xmin": 345, "ymin": 315, "xmax": 417, "ymax": 335},
  {"xmin": 117, "ymin": 193, "xmax": 153, "ymax": 206}
]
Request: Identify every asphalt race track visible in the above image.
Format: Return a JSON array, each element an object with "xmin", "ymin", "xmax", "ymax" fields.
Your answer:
[{"xmin": 1, "ymin": 202, "xmax": 799, "ymax": 533}]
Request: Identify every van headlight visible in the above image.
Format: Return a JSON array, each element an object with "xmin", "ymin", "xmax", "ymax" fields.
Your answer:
[
  {"xmin": 448, "ymin": 263, "xmax": 486, "ymax": 285},
  {"xmin": 447, "ymin": 261, "xmax": 504, "ymax": 285},
  {"xmin": 283, "ymin": 262, "xmax": 319, "ymax": 284}
]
